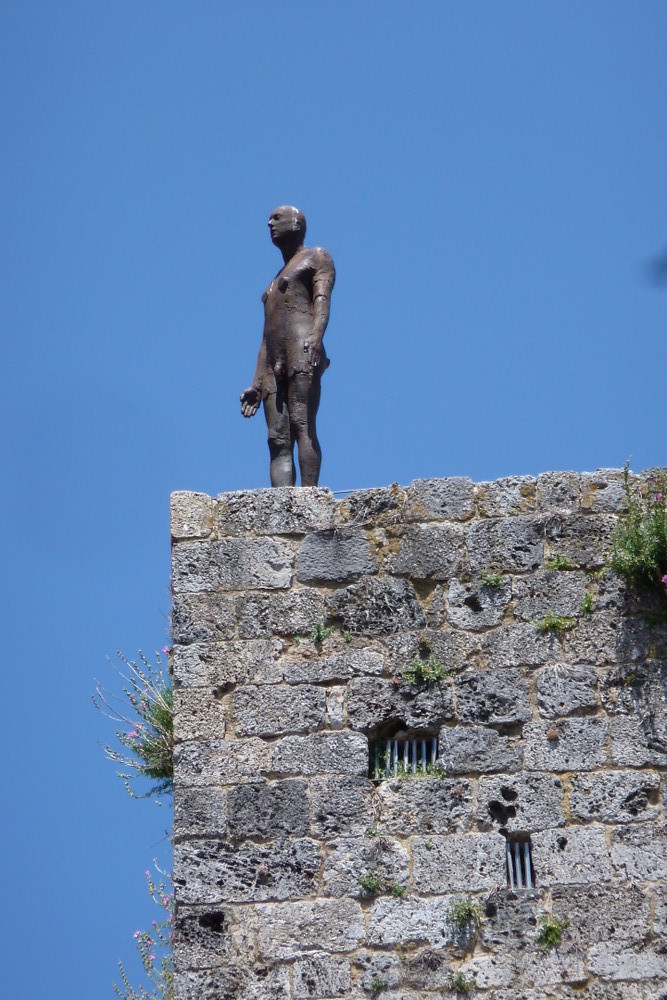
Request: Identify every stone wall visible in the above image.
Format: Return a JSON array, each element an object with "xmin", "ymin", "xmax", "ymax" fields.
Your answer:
[{"xmin": 171, "ymin": 470, "xmax": 667, "ymax": 1000}]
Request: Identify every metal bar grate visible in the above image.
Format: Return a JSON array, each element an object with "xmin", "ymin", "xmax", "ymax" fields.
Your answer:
[
  {"xmin": 506, "ymin": 838, "xmax": 534, "ymax": 889},
  {"xmin": 370, "ymin": 736, "xmax": 440, "ymax": 778}
]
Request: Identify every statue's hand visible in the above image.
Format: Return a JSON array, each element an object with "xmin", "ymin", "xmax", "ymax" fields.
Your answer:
[
  {"xmin": 304, "ymin": 338, "xmax": 322, "ymax": 371},
  {"xmin": 240, "ymin": 386, "xmax": 261, "ymax": 417}
]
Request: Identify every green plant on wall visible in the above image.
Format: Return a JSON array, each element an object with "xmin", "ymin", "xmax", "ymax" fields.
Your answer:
[
  {"xmin": 447, "ymin": 971, "xmax": 474, "ymax": 994},
  {"xmin": 93, "ymin": 650, "xmax": 174, "ymax": 799},
  {"xmin": 535, "ymin": 613, "xmax": 576, "ymax": 634},
  {"xmin": 480, "ymin": 570, "xmax": 505, "ymax": 589},
  {"xmin": 403, "ymin": 656, "xmax": 451, "ymax": 684},
  {"xmin": 447, "ymin": 896, "xmax": 479, "ymax": 930},
  {"xmin": 547, "ymin": 553, "xmax": 574, "ymax": 570},
  {"xmin": 114, "ymin": 868, "xmax": 174, "ymax": 1000},
  {"xmin": 535, "ymin": 915, "xmax": 570, "ymax": 950},
  {"xmin": 610, "ymin": 465, "xmax": 667, "ymax": 596}
]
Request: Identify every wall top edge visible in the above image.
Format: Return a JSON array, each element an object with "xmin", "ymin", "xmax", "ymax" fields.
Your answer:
[{"xmin": 169, "ymin": 467, "xmax": 666, "ymax": 542}]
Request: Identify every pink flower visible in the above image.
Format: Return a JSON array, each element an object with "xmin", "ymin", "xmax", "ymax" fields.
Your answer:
[
  {"xmin": 145, "ymin": 870, "xmax": 150, "ymax": 878},
  {"xmin": 128, "ymin": 730, "xmax": 138, "ymax": 739},
  {"xmin": 148, "ymin": 954, "xmax": 156, "ymax": 965},
  {"xmin": 662, "ymin": 574, "xmax": 667, "ymax": 594},
  {"xmin": 162, "ymin": 645, "xmax": 171, "ymax": 654},
  {"xmin": 133, "ymin": 931, "xmax": 141, "ymax": 939},
  {"xmin": 656, "ymin": 492, "xmax": 663, "ymax": 502}
]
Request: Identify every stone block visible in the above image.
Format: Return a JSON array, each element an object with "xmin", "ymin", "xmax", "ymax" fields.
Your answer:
[
  {"xmin": 535, "ymin": 471, "xmax": 582, "ymax": 512},
  {"xmin": 352, "ymin": 950, "xmax": 403, "ymax": 993},
  {"xmin": 458, "ymin": 954, "xmax": 517, "ymax": 990},
  {"xmin": 542, "ymin": 513, "xmax": 614, "ymax": 569},
  {"xmin": 309, "ymin": 776, "xmax": 375, "ymax": 839},
  {"xmin": 231, "ymin": 684, "xmax": 326, "ymax": 737},
  {"xmin": 535, "ymin": 663, "xmax": 599, "ymax": 718},
  {"xmin": 398, "ymin": 947, "xmax": 457, "ymax": 991},
  {"xmin": 439, "ymin": 725, "xmax": 522, "ymax": 774},
  {"xmin": 335, "ymin": 484, "xmax": 406, "ymax": 527},
  {"xmin": 580, "ymin": 471, "xmax": 629, "ymax": 513},
  {"xmin": 217, "ymin": 486, "xmax": 335, "ymax": 535},
  {"xmin": 611, "ymin": 821, "xmax": 667, "ymax": 880},
  {"xmin": 478, "ymin": 773, "xmax": 565, "ymax": 834},
  {"xmin": 377, "ymin": 777, "xmax": 474, "ymax": 836},
  {"xmin": 404, "ymin": 477, "xmax": 475, "ymax": 521},
  {"xmin": 447, "ymin": 577, "xmax": 512, "ymax": 630},
  {"xmin": 466, "ymin": 516, "xmax": 544, "ymax": 574},
  {"xmin": 175, "ymin": 785, "xmax": 227, "ymax": 838},
  {"xmin": 480, "ymin": 889, "xmax": 543, "ymax": 950},
  {"xmin": 455, "ymin": 667, "xmax": 531, "ymax": 725},
  {"xmin": 236, "ymin": 588, "xmax": 327, "ymax": 639},
  {"xmin": 323, "ymin": 835, "xmax": 410, "ymax": 897},
  {"xmin": 171, "ymin": 592, "xmax": 237, "ymax": 645},
  {"xmin": 171, "ymin": 491, "xmax": 216, "ymax": 540},
  {"xmin": 297, "ymin": 529, "xmax": 377, "ymax": 583},
  {"xmin": 383, "ymin": 629, "xmax": 479, "ymax": 675},
  {"xmin": 283, "ymin": 647, "xmax": 385, "ymax": 684},
  {"xmin": 256, "ymin": 899, "xmax": 365, "ymax": 958},
  {"xmin": 347, "ymin": 676, "xmax": 455, "ymax": 732},
  {"xmin": 271, "ymin": 732, "xmax": 368, "ymax": 776},
  {"xmin": 172, "ymin": 538, "xmax": 294, "ymax": 593},
  {"xmin": 175, "ymin": 738, "xmax": 269, "ymax": 787},
  {"xmin": 475, "ymin": 475, "xmax": 537, "ymax": 517},
  {"xmin": 173, "ymin": 639, "xmax": 283, "ymax": 688},
  {"xmin": 412, "ymin": 833, "xmax": 505, "ymax": 892},
  {"xmin": 480, "ymin": 622, "xmax": 553, "ymax": 668},
  {"xmin": 173, "ymin": 905, "xmax": 231, "ymax": 968},
  {"xmin": 588, "ymin": 942, "xmax": 667, "ymax": 981},
  {"xmin": 610, "ymin": 715, "xmax": 667, "ymax": 768},
  {"xmin": 512, "ymin": 570, "xmax": 589, "ymax": 621},
  {"xmin": 531, "ymin": 825, "xmax": 611, "ymax": 886},
  {"xmin": 384, "ymin": 523, "xmax": 466, "ymax": 580},
  {"xmin": 366, "ymin": 895, "xmax": 459, "ymax": 948},
  {"xmin": 174, "ymin": 687, "xmax": 227, "ymax": 741},
  {"xmin": 551, "ymin": 884, "xmax": 650, "ymax": 946},
  {"xmin": 174, "ymin": 837, "xmax": 321, "ymax": 904},
  {"xmin": 569, "ymin": 770, "xmax": 660, "ymax": 824},
  {"xmin": 293, "ymin": 954, "xmax": 352, "ymax": 998},
  {"xmin": 564, "ymin": 613, "xmax": 622, "ymax": 665},
  {"xmin": 326, "ymin": 577, "xmax": 425, "ymax": 635},
  {"xmin": 523, "ymin": 718, "xmax": 608, "ymax": 771},
  {"xmin": 173, "ymin": 966, "xmax": 250, "ymax": 1000},
  {"xmin": 227, "ymin": 780, "xmax": 309, "ymax": 840}
]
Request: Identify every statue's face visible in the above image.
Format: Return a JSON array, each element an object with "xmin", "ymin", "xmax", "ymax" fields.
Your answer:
[{"xmin": 268, "ymin": 205, "xmax": 304, "ymax": 245}]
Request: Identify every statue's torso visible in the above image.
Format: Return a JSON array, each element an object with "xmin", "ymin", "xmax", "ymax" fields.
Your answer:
[{"xmin": 262, "ymin": 247, "xmax": 333, "ymax": 382}]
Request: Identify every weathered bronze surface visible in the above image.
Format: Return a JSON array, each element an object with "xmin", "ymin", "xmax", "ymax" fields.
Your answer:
[{"xmin": 241, "ymin": 206, "xmax": 335, "ymax": 486}]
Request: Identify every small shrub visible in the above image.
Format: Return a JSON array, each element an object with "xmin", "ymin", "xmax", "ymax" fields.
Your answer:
[
  {"xmin": 447, "ymin": 896, "xmax": 479, "ymax": 930},
  {"xmin": 342, "ymin": 630, "xmax": 353, "ymax": 643},
  {"xmin": 547, "ymin": 553, "xmax": 574, "ymax": 570},
  {"xmin": 365, "ymin": 827, "xmax": 378, "ymax": 838},
  {"xmin": 389, "ymin": 882, "xmax": 406, "ymax": 898},
  {"xmin": 609, "ymin": 466, "xmax": 667, "ymax": 594},
  {"xmin": 480, "ymin": 570, "xmax": 505, "ymax": 589},
  {"xmin": 114, "ymin": 868, "xmax": 174, "ymax": 1000},
  {"xmin": 93, "ymin": 650, "xmax": 173, "ymax": 799},
  {"xmin": 312, "ymin": 622, "xmax": 334, "ymax": 644},
  {"xmin": 580, "ymin": 591, "xmax": 595, "ymax": 615},
  {"xmin": 371, "ymin": 978, "xmax": 388, "ymax": 995},
  {"xmin": 448, "ymin": 971, "xmax": 474, "ymax": 994},
  {"xmin": 535, "ymin": 613, "xmax": 576, "ymax": 634},
  {"xmin": 359, "ymin": 871, "xmax": 383, "ymax": 894},
  {"xmin": 535, "ymin": 915, "xmax": 570, "ymax": 950},
  {"xmin": 403, "ymin": 656, "xmax": 451, "ymax": 684}
]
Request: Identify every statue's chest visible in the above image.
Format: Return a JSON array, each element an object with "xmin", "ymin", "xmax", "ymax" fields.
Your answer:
[{"xmin": 262, "ymin": 260, "xmax": 313, "ymax": 311}]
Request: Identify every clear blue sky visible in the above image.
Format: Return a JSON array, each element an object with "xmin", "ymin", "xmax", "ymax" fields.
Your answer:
[{"xmin": 1, "ymin": 2, "xmax": 665, "ymax": 996}]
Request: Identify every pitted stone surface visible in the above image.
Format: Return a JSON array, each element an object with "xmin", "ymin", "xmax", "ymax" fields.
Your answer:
[
  {"xmin": 297, "ymin": 529, "xmax": 377, "ymax": 583},
  {"xmin": 455, "ymin": 667, "xmax": 531, "ymax": 725},
  {"xmin": 347, "ymin": 676, "xmax": 455, "ymax": 731},
  {"xmin": 384, "ymin": 523, "xmax": 466, "ymax": 580},
  {"xmin": 569, "ymin": 769, "xmax": 661, "ymax": 824},
  {"xmin": 172, "ymin": 470, "xmax": 667, "ymax": 1000},
  {"xmin": 231, "ymin": 684, "xmax": 326, "ymax": 737},
  {"xmin": 535, "ymin": 663, "xmax": 599, "ymax": 718},
  {"xmin": 478, "ymin": 773, "xmax": 565, "ymax": 833},
  {"xmin": 447, "ymin": 577, "xmax": 511, "ymax": 630}
]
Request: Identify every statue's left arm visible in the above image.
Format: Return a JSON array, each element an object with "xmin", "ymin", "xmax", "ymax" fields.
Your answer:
[{"xmin": 306, "ymin": 248, "xmax": 336, "ymax": 371}]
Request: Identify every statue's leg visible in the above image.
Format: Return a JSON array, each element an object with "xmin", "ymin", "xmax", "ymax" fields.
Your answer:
[
  {"xmin": 288, "ymin": 374, "xmax": 321, "ymax": 487},
  {"xmin": 264, "ymin": 382, "xmax": 296, "ymax": 486}
]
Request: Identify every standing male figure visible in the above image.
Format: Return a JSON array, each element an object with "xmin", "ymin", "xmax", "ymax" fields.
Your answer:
[{"xmin": 240, "ymin": 206, "xmax": 335, "ymax": 486}]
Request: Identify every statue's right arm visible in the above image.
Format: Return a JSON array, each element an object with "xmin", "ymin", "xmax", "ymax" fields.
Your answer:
[{"xmin": 240, "ymin": 340, "xmax": 265, "ymax": 418}]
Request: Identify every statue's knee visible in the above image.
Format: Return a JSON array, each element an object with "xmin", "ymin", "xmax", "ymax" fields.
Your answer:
[{"xmin": 268, "ymin": 428, "xmax": 291, "ymax": 454}]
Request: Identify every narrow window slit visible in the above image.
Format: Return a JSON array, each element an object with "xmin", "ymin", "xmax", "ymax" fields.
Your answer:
[
  {"xmin": 369, "ymin": 734, "xmax": 439, "ymax": 779},
  {"xmin": 506, "ymin": 837, "xmax": 534, "ymax": 889}
]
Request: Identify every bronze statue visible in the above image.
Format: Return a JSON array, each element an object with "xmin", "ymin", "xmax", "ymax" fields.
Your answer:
[{"xmin": 240, "ymin": 206, "xmax": 335, "ymax": 486}]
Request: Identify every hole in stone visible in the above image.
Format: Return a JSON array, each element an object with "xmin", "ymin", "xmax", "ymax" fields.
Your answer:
[
  {"xmin": 463, "ymin": 593, "xmax": 483, "ymax": 612},
  {"xmin": 506, "ymin": 837, "xmax": 535, "ymax": 889},
  {"xmin": 198, "ymin": 912, "xmax": 226, "ymax": 933},
  {"xmin": 500, "ymin": 786, "xmax": 518, "ymax": 802},
  {"xmin": 485, "ymin": 900, "xmax": 497, "ymax": 918},
  {"xmin": 557, "ymin": 836, "xmax": 568, "ymax": 851},
  {"xmin": 488, "ymin": 800, "xmax": 516, "ymax": 825}
]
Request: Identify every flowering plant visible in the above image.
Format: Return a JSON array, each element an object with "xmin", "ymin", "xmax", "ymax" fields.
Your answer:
[
  {"xmin": 609, "ymin": 466, "xmax": 667, "ymax": 596},
  {"xmin": 93, "ymin": 650, "xmax": 173, "ymax": 798},
  {"xmin": 115, "ymin": 867, "xmax": 174, "ymax": 1000}
]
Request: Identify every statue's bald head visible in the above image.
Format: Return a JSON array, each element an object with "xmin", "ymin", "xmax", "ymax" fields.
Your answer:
[{"xmin": 268, "ymin": 205, "xmax": 307, "ymax": 245}]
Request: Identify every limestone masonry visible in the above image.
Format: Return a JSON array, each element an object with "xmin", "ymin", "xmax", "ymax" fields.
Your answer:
[{"xmin": 171, "ymin": 470, "xmax": 667, "ymax": 1000}]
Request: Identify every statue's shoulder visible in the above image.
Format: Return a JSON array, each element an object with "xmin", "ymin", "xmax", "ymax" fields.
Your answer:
[{"xmin": 308, "ymin": 246, "xmax": 335, "ymax": 269}]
